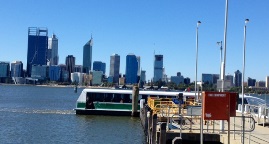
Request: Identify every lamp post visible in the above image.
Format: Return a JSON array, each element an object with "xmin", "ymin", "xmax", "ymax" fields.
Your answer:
[
  {"xmin": 195, "ymin": 21, "xmax": 201, "ymax": 103},
  {"xmin": 241, "ymin": 18, "xmax": 249, "ymax": 144},
  {"xmin": 217, "ymin": 41, "xmax": 223, "ymax": 84}
]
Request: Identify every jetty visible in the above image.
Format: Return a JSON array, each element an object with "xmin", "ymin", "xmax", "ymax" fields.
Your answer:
[{"xmin": 139, "ymin": 94, "xmax": 269, "ymax": 144}]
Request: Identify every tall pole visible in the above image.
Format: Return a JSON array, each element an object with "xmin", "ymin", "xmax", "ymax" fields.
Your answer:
[
  {"xmin": 242, "ymin": 18, "xmax": 249, "ymax": 144},
  {"xmin": 217, "ymin": 41, "xmax": 223, "ymax": 85},
  {"xmin": 195, "ymin": 21, "xmax": 201, "ymax": 103},
  {"xmin": 220, "ymin": 0, "xmax": 229, "ymax": 133}
]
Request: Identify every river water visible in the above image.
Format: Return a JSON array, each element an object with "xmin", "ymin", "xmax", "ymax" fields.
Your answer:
[{"xmin": 0, "ymin": 85, "xmax": 146, "ymax": 144}]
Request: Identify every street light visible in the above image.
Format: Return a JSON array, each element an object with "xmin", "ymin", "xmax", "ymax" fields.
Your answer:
[
  {"xmin": 242, "ymin": 18, "xmax": 249, "ymax": 144},
  {"xmin": 217, "ymin": 41, "xmax": 223, "ymax": 84},
  {"xmin": 195, "ymin": 21, "xmax": 201, "ymax": 103}
]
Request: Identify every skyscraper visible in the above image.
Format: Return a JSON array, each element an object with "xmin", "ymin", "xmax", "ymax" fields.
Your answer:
[
  {"xmin": 48, "ymin": 34, "xmax": 59, "ymax": 65},
  {"xmin": 109, "ymin": 54, "xmax": 120, "ymax": 84},
  {"xmin": 93, "ymin": 61, "xmax": 106, "ymax": 74},
  {"xmin": 83, "ymin": 36, "xmax": 93, "ymax": 73},
  {"xmin": 153, "ymin": 54, "xmax": 163, "ymax": 82},
  {"xmin": 27, "ymin": 27, "xmax": 48, "ymax": 77},
  {"xmin": 11, "ymin": 61, "xmax": 23, "ymax": 77},
  {"xmin": 125, "ymin": 54, "xmax": 138, "ymax": 84},
  {"xmin": 66, "ymin": 55, "xmax": 75, "ymax": 82},
  {"xmin": 234, "ymin": 70, "xmax": 242, "ymax": 87}
]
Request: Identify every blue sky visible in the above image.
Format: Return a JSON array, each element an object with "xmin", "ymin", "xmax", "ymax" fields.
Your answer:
[{"xmin": 0, "ymin": 0, "xmax": 268, "ymax": 82}]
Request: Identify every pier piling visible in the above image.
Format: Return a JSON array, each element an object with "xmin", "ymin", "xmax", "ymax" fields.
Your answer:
[
  {"xmin": 132, "ymin": 86, "xmax": 139, "ymax": 117},
  {"xmin": 159, "ymin": 122, "xmax": 167, "ymax": 144}
]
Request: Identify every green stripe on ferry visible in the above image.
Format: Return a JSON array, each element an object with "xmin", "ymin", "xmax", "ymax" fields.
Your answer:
[
  {"xmin": 94, "ymin": 102, "xmax": 140, "ymax": 110},
  {"xmin": 77, "ymin": 102, "xmax": 86, "ymax": 108}
]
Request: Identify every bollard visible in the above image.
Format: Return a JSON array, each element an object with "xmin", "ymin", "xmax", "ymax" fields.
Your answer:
[
  {"xmin": 159, "ymin": 122, "xmax": 167, "ymax": 144},
  {"xmin": 132, "ymin": 86, "xmax": 139, "ymax": 117},
  {"xmin": 151, "ymin": 114, "xmax": 157, "ymax": 144},
  {"xmin": 147, "ymin": 110, "xmax": 153, "ymax": 143}
]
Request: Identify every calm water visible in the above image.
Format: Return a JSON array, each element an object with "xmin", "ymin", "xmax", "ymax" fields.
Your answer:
[{"xmin": 0, "ymin": 85, "xmax": 146, "ymax": 144}]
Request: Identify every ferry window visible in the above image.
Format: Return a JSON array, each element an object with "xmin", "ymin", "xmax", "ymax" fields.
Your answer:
[
  {"xmin": 104, "ymin": 93, "xmax": 113, "ymax": 102},
  {"xmin": 95, "ymin": 93, "xmax": 104, "ymax": 102},
  {"xmin": 123, "ymin": 94, "xmax": 131, "ymax": 103},
  {"xmin": 112, "ymin": 94, "xmax": 121, "ymax": 102}
]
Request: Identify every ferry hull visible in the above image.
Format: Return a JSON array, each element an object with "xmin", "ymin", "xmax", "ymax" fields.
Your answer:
[{"xmin": 75, "ymin": 109, "xmax": 140, "ymax": 117}]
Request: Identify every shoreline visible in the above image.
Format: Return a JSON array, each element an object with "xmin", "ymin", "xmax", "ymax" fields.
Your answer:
[{"xmin": 0, "ymin": 83, "xmax": 87, "ymax": 88}]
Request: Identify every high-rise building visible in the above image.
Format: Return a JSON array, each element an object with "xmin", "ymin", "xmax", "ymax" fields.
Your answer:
[
  {"xmin": 83, "ymin": 36, "xmax": 93, "ymax": 73},
  {"xmin": 59, "ymin": 64, "xmax": 68, "ymax": 82},
  {"xmin": 27, "ymin": 27, "xmax": 48, "ymax": 77},
  {"xmin": 266, "ymin": 76, "xmax": 269, "ymax": 88},
  {"xmin": 74, "ymin": 65, "xmax": 82, "ymax": 73},
  {"xmin": 125, "ymin": 54, "xmax": 138, "ymax": 84},
  {"xmin": 153, "ymin": 54, "xmax": 163, "ymax": 82},
  {"xmin": 0, "ymin": 61, "xmax": 10, "ymax": 77},
  {"xmin": 49, "ymin": 65, "xmax": 61, "ymax": 81},
  {"xmin": 256, "ymin": 81, "xmax": 265, "ymax": 87},
  {"xmin": 65, "ymin": 55, "xmax": 75, "ymax": 82},
  {"xmin": 93, "ymin": 61, "xmax": 106, "ymax": 74},
  {"xmin": 48, "ymin": 34, "xmax": 59, "ymax": 65},
  {"xmin": 202, "ymin": 73, "xmax": 213, "ymax": 84},
  {"xmin": 225, "ymin": 75, "xmax": 234, "ymax": 87},
  {"xmin": 136, "ymin": 56, "xmax": 140, "ymax": 76},
  {"xmin": 141, "ymin": 70, "xmax": 146, "ymax": 83},
  {"xmin": 11, "ymin": 61, "xmax": 23, "ymax": 77},
  {"xmin": 184, "ymin": 77, "xmax": 191, "ymax": 85},
  {"xmin": 109, "ymin": 54, "xmax": 120, "ymax": 84},
  {"xmin": 247, "ymin": 77, "xmax": 256, "ymax": 87},
  {"xmin": 234, "ymin": 70, "xmax": 242, "ymax": 87},
  {"xmin": 31, "ymin": 65, "xmax": 48, "ymax": 80}
]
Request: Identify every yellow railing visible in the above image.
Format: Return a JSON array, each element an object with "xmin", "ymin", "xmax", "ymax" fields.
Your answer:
[{"xmin": 147, "ymin": 97, "xmax": 179, "ymax": 115}]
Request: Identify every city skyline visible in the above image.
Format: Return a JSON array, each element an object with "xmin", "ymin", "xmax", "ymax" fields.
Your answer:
[{"xmin": 1, "ymin": 1, "xmax": 269, "ymax": 81}]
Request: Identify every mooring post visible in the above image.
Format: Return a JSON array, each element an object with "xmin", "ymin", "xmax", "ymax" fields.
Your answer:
[
  {"xmin": 151, "ymin": 113, "xmax": 157, "ymax": 144},
  {"xmin": 148, "ymin": 110, "xmax": 153, "ymax": 143},
  {"xmin": 159, "ymin": 122, "xmax": 167, "ymax": 144},
  {"xmin": 132, "ymin": 85, "xmax": 139, "ymax": 117}
]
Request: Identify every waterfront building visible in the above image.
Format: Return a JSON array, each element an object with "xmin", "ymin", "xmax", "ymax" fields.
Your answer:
[
  {"xmin": 171, "ymin": 76, "xmax": 184, "ymax": 85},
  {"xmin": 92, "ymin": 71, "xmax": 103, "ymax": 85},
  {"xmin": 247, "ymin": 77, "xmax": 256, "ymax": 87},
  {"xmin": 184, "ymin": 77, "xmax": 190, "ymax": 85},
  {"xmin": 107, "ymin": 76, "xmax": 114, "ymax": 83},
  {"xmin": 212, "ymin": 74, "xmax": 219, "ymax": 84},
  {"xmin": 31, "ymin": 65, "xmax": 49, "ymax": 80},
  {"xmin": 119, "ymin": 77, "xmax": 125, "ymax": 85},
  {"xmin": 202, "ymin": 73, "xmax": 213, "ymax": 84},
  {"xmin": 74, "ymin": 65, "xmax": 82, "ymax": 73},
  {"xmin": 71, "ymin": 72, "xmax": 84, "ymax": 85},
  {"xmin": 256, "ymin": 81, "xmax": 265, "ymax": 87},
  {"xmin": 125, "ymin": 54, "xmax": 138, "ymax": 84},
  {"xmin": 93, "ymin": 61, "xmax": 106, "ymax": 74},
  {"xmin": 83, "ymin": 36, "xmax": 93, "ymax": 74},
  {"xmin": 11, "ymin": 61, "xmax": 23, "ymax": 77},
  {"xmin": 49, "ymin": 65, "xmax": 61, "ymax": 81},
  {"xmin": 225, "ymin": 75, "xmax": 234, "ymax": 87},
  {"xmin": 137, "ymin": 56, "xmax": 140, "ymax": 76},
  {"xmin": 266, "ymin": 76, "xmax": 269, "ymax": 88},
  {"xmin": 234, "ymin": 70, "xmax": 242, "ymax": 87},
  {"xmin": 0, "ymin": 61, "xmax": 10, "ymax": 77},
  {"xmin": 59, "ymin": 64, "xmax": 69, "ymax": 82},
  {"xmin": 48, "ymin": 34, "xmax": 59, "ymax": 65},
  {"xmin": 109, "ymin": 54, "xmax": 120, "ymax": 84},
  {"xmin": 141, "ymin": 70, "xmax": 146, "ymax": 84},
  {"xmin": 27, "ymin": 27, "xmax": 48, "ymax": 77},
  {"xmin": 65, "ymin": 55, "xmax": 75, "ymax": 82},
  {"xmin": 153, "ymin": 55, "xmax": 163, "ymax": 82}
]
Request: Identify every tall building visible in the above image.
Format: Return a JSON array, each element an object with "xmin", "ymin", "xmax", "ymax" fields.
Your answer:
[
  {"xmin": 247, "ymin": 77, "xmax": 256, "ymax": 87},
  {"xmin": 49, "ymin": 65, "xmax": 61, "ymax": 81},
  {"xmin": 48, "ymin": 34, "xmax": 59, "ymax": 65},
  {"xmin": 153, "ymin": 54, "xmax": 163, "ymax": 82},
  {"xmin": 74, "ymin": 65, "xmax": 82, "ymax": 73},
  {"xmin": 184, "ymin": 77, "xmax": 191, "ymax": 85},
  {"xmin": 202, "ymin": 74, "xmax": 213, "ymax": 84},
  {"xmin": 0, "ymin": 61, "xmax": 10, "ymax": 77},
  {"xmin": 136, "ymin": 56, "xmax": 141, "ymax": 76},
  {"xmin": 31, "ymin": 65, "xmax": 49, "ymax": 80},
  {"xmin": 225, "ymin": 75, "xmax": 234, "ymax": 87},
  {"xmin": 66, "ymin": 55, "xmax": 75, "ymax": 82},
  {"xmin": 11, "ymin": 61, "xmax": 23, "ymax": 77},
  {"xmin": 109, "ymin": 54, "xmax": 120, "ymax": 84},
  {"xmin": 27, "ymin": 27, "xmax": 48, "ymax": 77},
  {"xmin": 141, "ymin": 70, "xmax": 146, "ymax": 83},
  {"xmin": 83, "ymin": 36, "xmax": 93, "ymax": 73},
  {"xmin": 93, "ymin": 61, "xmax": 106, "ymax": 74},
  {"xmin": 234, "ymin": 70, "xmax": 242, "ymax": 87},
  {"xmin": 266, "ymin": 76, "xmax": 269, "ymax": 88},
  {"xmin": 125, "ymin": 54, "xmax": 138, "ymax": 84}
]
